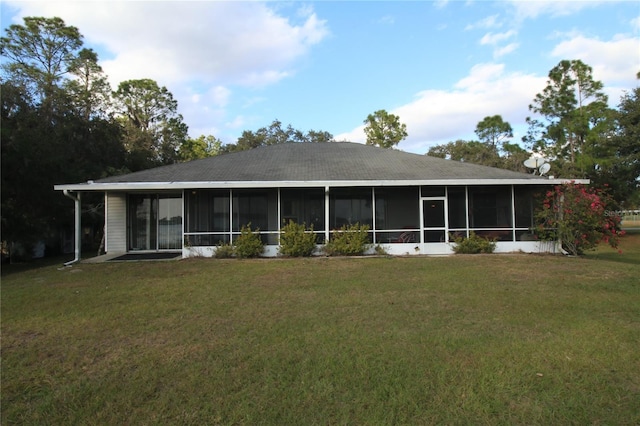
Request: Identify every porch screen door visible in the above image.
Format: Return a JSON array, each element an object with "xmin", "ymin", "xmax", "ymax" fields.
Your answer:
[
  {"xmin": 422, "ymin": 199, "xmax": 446, "ymax": 242},
  {"xmin": 129, "ymin": 194, "xmax": 182, "ymax": 251}
]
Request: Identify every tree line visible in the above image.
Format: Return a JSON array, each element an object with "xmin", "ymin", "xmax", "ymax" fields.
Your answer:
[{"xmin": 428, "ymin": 61, "xmax": 639, "ymax": 207}]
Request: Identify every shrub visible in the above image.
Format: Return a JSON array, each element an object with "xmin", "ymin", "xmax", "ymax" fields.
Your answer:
[
  {"xmin": 324, "ymin": 223, "xmax": 371, "ymax": 256},
  {"xmin": 451, "ymin": 232, "xmax": 496, "ymax": 254},
  {"xmin": 534, "ymin": 183, "xmax": 624, "ymax": 255},
  {"xmin": 279, "ymin": 220, "xmax": 317, "ymax": 257},
  {"xmin": 214, "ymin": 241, "xmax": 234, "ymax": 259},
  {"xmin": 234, "ymin": 224, "xmax": 264, "ymax": 258}
]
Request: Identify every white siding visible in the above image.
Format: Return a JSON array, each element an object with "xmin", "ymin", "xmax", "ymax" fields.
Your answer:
[{"xmin": 106, "ymin": 193, "xmax": 126, "ymax": 253}]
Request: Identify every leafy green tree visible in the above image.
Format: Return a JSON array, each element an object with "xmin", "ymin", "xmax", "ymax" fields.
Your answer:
[
  {"xmin": 428, "ymin": 117, "xmax": 530, "ymax": 173},
  {"xmin": 179, "ymin": 135, "xmax": 223, "ymax": 161},
  {"xmin": 524, "ymin": 59, "xmax": 610, "ymax": 177},
  {"xmin": 113, "ymin": 79, "xmax": 188, "ymax": 170},
  {"xmin": 0, "ymin": 17, "xmax": 83, "ymax": 116},
  {"xmin": 475, "ymin": 115, "xmax": 513, "ymax": 151},
  {"xmin": 224, "ymin": 120, "xmax": 334, "ymax": 152},
  {"xmin": 501, "ymin": 142, "xmax": 530, "ymax": 173},
  {"xmin": 1, "ymin": 16, "xmax": 125, "ymax": 255},
  {"xmin": 427, "ymin": 140, "xmax": 502, "ymax": 168},
  {"xmin": 1, "ymin": 79, "xmax": 124, "ymax": 251},
  {"xmin": 65, "ymin": 48, "xmax": 112, "ymax": 119},
  {"xmin": 363, "ymin": 109, "xmax": 408, "ymax": 148},
  {"xmin": 306, "ymin": 129, "xmax": 334, "ymax": 143},
  {"xmin": 229, "ymin": 129, "xmax": 266, "ymax": 152},
  {"xmin": 593, "ymin": 85, "xmax": 640, "ymax": 206}
]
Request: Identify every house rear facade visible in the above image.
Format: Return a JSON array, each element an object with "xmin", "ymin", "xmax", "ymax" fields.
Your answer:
[{"xmin": 55, "ymin": 142, "xmax": 583, "ymax": 259}]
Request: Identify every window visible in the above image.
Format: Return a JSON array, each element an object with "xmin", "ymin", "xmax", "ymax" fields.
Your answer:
[
  {"xmin": 129, "ymin": 193, "xmax": 182, "ymax": 251},
  {"xmin": 514, "ymin": 186, "xmax": 539, "ymax": 228},
  {"xmin": 375, "ymin": 187, "xmax": 419, "ymax": 243},
  {"xmin": 421, "ymin": 186, "xmax": 445, "ymax": 197},
  {"xmin": 232, "ymin": 190, "xmax": 277, "ymax": 231},
  {"xmin": 447, "ymin": 186, "xmax": 467, "ymax": 230},
  {"xmin": 423, "ymin": 199, "xmax": 445, "ymax": 227},
  {"xmin": 330, "ymin": 188, "xmax": 373, "ymax": 229},
  {"xmin": 233, "ymin": 189, "xmax": 278, "ymax": 244},
  {"xmin": 514, "ymin": 186, "xmax": 543, "ymax": 241},
  {"xmin": 280, "ymin": 188, "xmax": 325, "ymax": 231},
  {"xmin": 186, "ymin": 190, "xmax": 229, "ymax": 233},
  {"xmin": 185, "ymin": 190, "xmax": 229, "ymax": 246},
  {"xmin": 468, "ymin": 186, "xmax": 512, "ymax": 228}
]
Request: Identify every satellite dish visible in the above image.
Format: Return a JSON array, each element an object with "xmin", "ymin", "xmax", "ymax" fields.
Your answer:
[
  {"xmin": 524, "ymin": 157, "xmax": 548, "ymax": 174},
  {"xmin": 523, "ymin": 158, "xmax": 537, "ymax": 169},
  {"xmin": 538, "ymin": 163, "xmax": 551, "ymax": 176},
  {"xmin": 524, "ymin": 157, "xmax": 545, "ymax": 169}
]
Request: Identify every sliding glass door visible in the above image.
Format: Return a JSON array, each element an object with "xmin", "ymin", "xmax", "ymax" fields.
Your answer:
[{"xmin": 128, "ymin": 194, "xmax": 182, "ymax": 251}]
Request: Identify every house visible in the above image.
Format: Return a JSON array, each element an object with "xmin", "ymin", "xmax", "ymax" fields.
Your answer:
[{"xmin": 54, "ymin": 142, "xmax": 586, "ymax": 261}]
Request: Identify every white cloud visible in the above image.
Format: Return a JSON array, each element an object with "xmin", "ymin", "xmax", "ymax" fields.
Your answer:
[
  {"xmin": 465, "ymin": 14, "xmax": 501, "ymax": 31},
  {"xmin": 508, "ymin": 0, "xmax": 608, "ymax": 21},
  {"xmin": 225, "ymin": 115, "xmax": 248, "ymax": 130},
  {"xmin": 550, "ymin": 33, "xmax": 640, "ymax": 103},
  {"xmin": 5, "ymin": 0, "xmax": 329, "ymax": 141},
  {"xmin": 480, "ymin": 30, "xmax": 516, "ymax": 45},
  {"xmin": 6, "ymin": 1, "xmax": 330, "ymax": 88},
  {"xmin": 494, "ymin": 43, "xmax": 519, "ymax": 58},
  {"xmin": 434, "ymin": 0, "xmax": 449, "ymax": 10},
  {"xmin": 336, "ymin": 63, "xmax": 546, "ymax": 154},
  {"xmin": 551, "ymin": 34, "xmax": 639, "ymax": 82},
  {"xmin": 479, "ymin": 30, "xmax": 518, "ymax": 58},
  {"xmin": 208, "ymin": 86, "xmax": 232, "ymax": 108}
]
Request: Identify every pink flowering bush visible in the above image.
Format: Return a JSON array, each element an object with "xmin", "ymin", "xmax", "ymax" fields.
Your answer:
[{"xmin": 535, "ymin": 182, "xmax": 624, "ymax": 256}]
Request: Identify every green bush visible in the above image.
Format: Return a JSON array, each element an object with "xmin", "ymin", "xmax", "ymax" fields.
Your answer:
[
  {"xmin": 451, "ymin": 231, "xmax": 496, "ymax": 254},
  {"xmin": 279, "ymin": 220, "xmax": 318, "ymax": 257},
  {"xmin": 324, "ymin": 223, "xmax": 371, "ymax": 256},
  {"xmin": 234, "ymin": 224, "xmax": 264, "ymax": 258},
  {"xmin": 214, "ymin": 241, "xmax": 234, "ymax": 259}
]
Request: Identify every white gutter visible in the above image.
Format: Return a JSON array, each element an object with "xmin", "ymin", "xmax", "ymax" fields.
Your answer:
[
  {"xmin": 54, "ymin": 178, "xmax": 590, "ymax": 192},
  {"xmin": 62, "ymin": 190, "xmax": 81, "ymax": 266}
]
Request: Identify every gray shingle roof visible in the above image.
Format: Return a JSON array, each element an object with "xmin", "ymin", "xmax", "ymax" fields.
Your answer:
[{"xmin": 96, "ymin": 142, "xmax": 544, "ymax": 183}]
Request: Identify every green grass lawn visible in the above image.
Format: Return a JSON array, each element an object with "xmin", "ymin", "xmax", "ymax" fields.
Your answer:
[{"xmin": 2, "ymin": 235, "xmax": 639, "ymax": 425}]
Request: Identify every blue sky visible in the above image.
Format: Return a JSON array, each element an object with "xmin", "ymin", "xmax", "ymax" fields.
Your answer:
[{"xmin": 2, "ymin": 1, "xmax": 639, "ymax": 153}]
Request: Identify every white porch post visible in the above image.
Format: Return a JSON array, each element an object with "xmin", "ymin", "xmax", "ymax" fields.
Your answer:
[
  {"xmin": 325, "ymin": 186, "xmax": 330, "ymax": 242},
  {"xmin": 63, "ymin": 190, "xmax": 81, "ymax": 266}
]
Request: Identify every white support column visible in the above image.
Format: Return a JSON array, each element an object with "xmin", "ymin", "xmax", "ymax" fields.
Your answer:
[
  {"xmin": 511, "ymin": 185, "xmax": 516, "ymax": 241},
  {"xmin": 63, "ymin": 190, "xmax": 81, "ymax": 266},
  {"xmin": 181, "ymin": 189, "xmax": 185, "ymax": 250},
  {"xmin": 104, "ymin": 192, "xmax": 108, "ymax": 253},
  {"xmin": 325, "ymin": 186, "xmax": 330, "ymax": 242},
  {"xmin": 277, "ymin": 187, "xmax": 282, "ymax": 231},
  {"xmin": 464, "ymin": 186, "xmax": 470, "ymax": 238},
  {"xmin": 229, "ymin": 189, "xmax": 234, "ymax": 243},
  {"xmin": 371, "ymin": 187, "xmax": 376, "ymax": 244}
]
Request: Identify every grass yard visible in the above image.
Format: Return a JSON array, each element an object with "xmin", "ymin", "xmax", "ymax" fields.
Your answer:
[{"xmin": 2, "ymin": 234, "xmax": 639, "ymax": 425}]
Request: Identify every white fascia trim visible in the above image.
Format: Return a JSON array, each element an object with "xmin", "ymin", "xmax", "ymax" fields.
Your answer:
[{"xmin": 55, "ymin": 178, "xmax": 589, "ymax": 192}]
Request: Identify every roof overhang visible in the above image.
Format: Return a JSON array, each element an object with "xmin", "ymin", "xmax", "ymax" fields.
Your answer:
[{"xmin": 55, "ymin": 178, "xmax": 589, "ymax": 192}]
